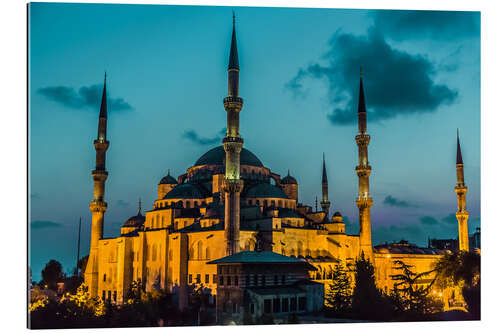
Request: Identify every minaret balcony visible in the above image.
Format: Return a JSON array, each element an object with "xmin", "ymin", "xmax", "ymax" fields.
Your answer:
[
  {"xmin": 355, "ymin": 134, "xmax": 370, "ymax": 146},
  {"xmin": 90, "ymin": 200, "xmax": 108, "ymax": 212},
  {"xmin": 223, "ymin": 96, "xmax": 243, "ymax": 109}
]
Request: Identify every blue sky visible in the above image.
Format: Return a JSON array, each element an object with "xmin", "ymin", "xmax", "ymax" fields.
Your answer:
[{"xmin": 28, "ymin": 3, "xmax": 480, "ymax": 281}]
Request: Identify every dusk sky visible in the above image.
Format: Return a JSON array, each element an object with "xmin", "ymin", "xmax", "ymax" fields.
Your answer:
[{"xmin": 28, "ymin": 3, "xmax": 480, "ymax": 281}]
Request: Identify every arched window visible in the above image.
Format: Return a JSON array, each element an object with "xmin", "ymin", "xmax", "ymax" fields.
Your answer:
[
  {"xmin": 256, "ymin": 200, "xmax": 260, "ymax": 206},
  {"xmin": 297, "ymin": 241, "xmax": 303, "ymax": 257},
  {"xmin": 206, "ymin": 247, "xmax": 210, "ymax": 260},
  {"xmin": 152, "ymin": 244, "xmax": 157, "ymax": 261},
  {"xmin": 197, "ymin": 241, "xmax": 203, "ymax": 260},
  {"xmin": 186, "ymin": 201, "xmax": 191, "ymax": 208},
  {"xmin": 161, "ymin": 216, "xmax": 165, "ymax": 227}
]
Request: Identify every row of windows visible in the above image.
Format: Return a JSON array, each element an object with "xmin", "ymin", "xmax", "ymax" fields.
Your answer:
[
  {"xmin": 246, "ymin": 199, "xmax": 295, "ymax": 209},
  {"xmin": 219, "ymin": 274, "xmax": 286, "ymax": 287},
  {"xmin": 102, "ymin": 290, "xmax": 117, "ymax": 303},
  {"xmin": 263, "ymin": 296, "xmax": 306, "ymax": 314},
  {"xmin": 188, "ymin": 273, "xmax": 217, "ymax": 285}
]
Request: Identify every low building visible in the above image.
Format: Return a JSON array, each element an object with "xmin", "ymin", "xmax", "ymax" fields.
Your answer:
[{"xmin": 207, "ymin": 251, "xmax": 324, "ymax": 324}]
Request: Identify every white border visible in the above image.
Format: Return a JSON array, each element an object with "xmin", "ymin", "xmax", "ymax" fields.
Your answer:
[{"xmin": 1, "ymin": 0, "xmax": 498, "ymax": 332}]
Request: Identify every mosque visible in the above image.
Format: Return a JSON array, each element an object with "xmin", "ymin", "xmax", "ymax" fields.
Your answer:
[{"xmin": 83, "ymin": 17, "xmax": 470, "ymax": 309}]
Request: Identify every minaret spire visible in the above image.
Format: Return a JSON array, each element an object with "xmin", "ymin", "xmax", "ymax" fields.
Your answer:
[
  {"xmin": 222, "ymin": 15, "xmax": 244, "ymax": 255},
  {"xmin": 85, "ymin": 73, "xmax": 110, "ymax": 297},
  {"xmin": 97, "ymin": 72, "xmax": 108, "ymax": 142},
  {"xmin": 320, "ymin": 153, "xmax": 331, "ymax": 217},
  {"xmin": 355, "ymin": 68, "xmax": 373, "ymax": 259},
  {"xmin": 455, "ymin": 129, "xmax": 469, "ymax": 251},
  {"xmin": 456, "ymin": 129, "xmax": 463, "ymax": 165},
  {"xmin": 138, "ymin": 198, "xmax": 142, "ymax": 215}
]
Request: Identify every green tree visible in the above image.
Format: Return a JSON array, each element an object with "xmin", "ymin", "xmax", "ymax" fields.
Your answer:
[
  {"xmin": 351, "ymin": 253, "xmax": 392, "ymax": 320},
  {"xmin": 390, "ymin": 260, "xmax": 443, "ymax": 318},
  {"xmin": 433, "ymin": 251, "xmax": 480, "ymax": 319},
  {"xmin": 325, "ymin": 261, "xmax": 351, "ymax": 314},
  {"xmin": 40, "ymin": 260, "xmax": 65, "ymax": 291}
]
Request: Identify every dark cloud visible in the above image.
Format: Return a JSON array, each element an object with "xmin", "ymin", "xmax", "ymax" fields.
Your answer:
[
  {"xmin": 372, "ymin": 10, "xmax": 480, "ymax": 41},
  {"xmin": 286, "ymin": 29, "xmax": 457, "ymax": 125},
  {"xmin": 383, "ymin": 195, "xmax": 418, "ymax": 208},
  {"xmin": 182, "ymin": 128, "xmax": 226, "ymax": 146},
  {"xmin": 420, "ymin": 216, "xmax": 439, "ymax": 225},
  {"xmin": 30, "ymin": 220, "xmax": 63, "ymax": 230},
  {"xmin": 38, "ymin": 84, "xmax": 132, "ymax": 112},
  {"xmin": 441, "ymin": 213, "xmax": 457, "ymax": 224},
  {"xmin": 373, "ymin": 223, "xmax": 426, "ymax": 246}
]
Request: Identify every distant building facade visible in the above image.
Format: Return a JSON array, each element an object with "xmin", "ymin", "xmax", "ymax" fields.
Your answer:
[
  {"xmin": 83, "ymin": 17, "xmax": 472, "ymax": 313},
  {"xmin": 207, "ymin": 250, "xmax": 323, "ymax": 324}
]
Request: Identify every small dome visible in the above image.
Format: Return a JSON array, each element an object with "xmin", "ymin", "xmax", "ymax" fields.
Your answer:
[
  {"xmin": 123, "ymin": 213, "xmax": 145, "ymax": 227},
  {"xmin": 194, "ymin": 145, "xmax": 263, "ymax": 167},
  {"xmin": 159, "ymin": 170, "xmax": 177, "ymax": 185},
  {"xmin": 281, "ymin": 170, "xmax": 297, "ymax": 184},
  {"xmin": 333, "ymin": 211, "xmax": 342, "ymax": 217},
  {"xmin": 246, "ymin": 183, "xmax": 288, "ymax": 199},
  {"xmin": 164, "ymin": 183, "xmax": 208, "ymax": 199}
]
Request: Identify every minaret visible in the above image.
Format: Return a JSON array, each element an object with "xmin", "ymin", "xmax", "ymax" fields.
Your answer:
[
  {"xmin": 85, "ymin": 73, "xmax": 109, "ymax": 297},
  {"xmin": 455, "ymin": 130, "xmax": 469, "ymax": 252},
  {"xmin": 222, "ymin": 13, "xmax": 244, "ymax": 256},
  {"xmin": 320, "ymin": 153, "xmax": 331, "ymax": 217},
  {"xmin": 355, "ymin": 68, "xmax": 373, "ymax": 259}
]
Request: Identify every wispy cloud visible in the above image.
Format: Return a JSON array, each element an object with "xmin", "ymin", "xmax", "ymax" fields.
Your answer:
[
  {"xmin": 383, "ymin": 195, "xmax": 418, "ymax": 208},
  {"xmin": 182, "ymin": 128, "xmax": 226, "ymax": 146},
  {"xmin": 30, "ymin": 220, "xmax": 63, "ymax": 230},
  {"xmin": 38, "ymin": 84, "xmax": 133, "ymax": 112},
  {"xmin": 116, "ymin": 200, "xmax": 130, "ymax": 208}
]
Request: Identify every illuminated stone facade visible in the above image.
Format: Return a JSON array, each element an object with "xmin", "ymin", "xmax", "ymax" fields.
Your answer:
[{"xmin": 84, "ymin": 19, "xmax": 467, "ymax": 311}]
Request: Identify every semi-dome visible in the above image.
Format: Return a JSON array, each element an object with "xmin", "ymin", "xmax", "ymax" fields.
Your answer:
[
  {"xmin": 281, "ymin": 170, "xmax": 297, "ymax": 184},
  {"xmin": 159, "ymin": 170, "xmax": 177, "ymax": 185},
  {"xmin": 194, "ymin": 145, "xmax": 263, "ymax": 167},
  {"xmin": 333, "ymin": 211, "xmax": 342, "ymax": 217},
  {"xmin": 123, "ymin": 212, "xmax": 145, "ymax": 227},
  {"xmin": 164, "ymin": 183, "xmax": 208, "ymax": 199},
  {"xmin": 246, "ymin": 183, "xmax": 288, "ymax": 199}
]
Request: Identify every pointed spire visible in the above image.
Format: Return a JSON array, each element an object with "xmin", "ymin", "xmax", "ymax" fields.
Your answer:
[
  {"xmin": 99, "ymin": 72, "xmax": 107, "ymax": 118},
  {"xmin": 287, "ymin": 169, "xmax": 290, "ymax": 177},
  {"xmin": 168, "ymin": 169, "xmax": 170, "ymax": 176},
  {"xmin": 456, "ymin": 129, "xmax": 463, "ymax": 165},
  {"xmin": 322, "ymin": 153, "xmax": 328, "ymax": 184},
  {"xmin": 358, "ymin": 67, "xmax": 366, "ymax": 114},
  {"xmin": 315, "ymin": 196, "xmax": 318, "ymax": 211},
  {"xmin": 228, "ymin": 12, "xmax": 239, "ymax": 70},
  {"xmin": 138, "ymin": 198, "xmax": 142, "ymax": 216}
]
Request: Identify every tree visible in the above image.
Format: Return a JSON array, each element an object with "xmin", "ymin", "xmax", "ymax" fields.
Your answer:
[
  {"xmin": 434, "ymin": 251, "xmax": 480, "ymax": 319},
  {"xmin": 434, "ymin": 251, "xmax": 480, "ymax": 289},
  {"xmin": 351, "ymin": 254, "xmax": 392, "ymax": 320},
  {"xmin": 390, "ymin": 260, "xmax": 443, "ymax": 318},
  {"xmin": 325, "ymin": 261, "xmax": 351, "ymax": 314},
  {"xmin": 40, "ymin": 260, "xmax": 65, "ymax": 291}
]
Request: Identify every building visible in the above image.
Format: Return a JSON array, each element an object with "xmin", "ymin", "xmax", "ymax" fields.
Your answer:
[
  {"xmin": 207, "ymin": 250, "xmax": 323, "ymax": 324},
  {"xmin": 83, "ymin": 17, "xmax": 471, "ymax": 311}
]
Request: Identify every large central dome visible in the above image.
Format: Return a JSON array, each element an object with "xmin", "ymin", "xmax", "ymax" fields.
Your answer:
[{"xmin": 194, "ymin": 145, "xmax": 263, "ymax": 167}]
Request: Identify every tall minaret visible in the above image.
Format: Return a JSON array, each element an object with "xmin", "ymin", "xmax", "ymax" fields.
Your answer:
[
  {"xmin": 222, "ymin": 13, "xmax": 244, "ymax": 256},
  {"xmin": 455, "ymin": 130, "xmax": 469, "ymax": 252},
  {"xmin": 355, "ymin": 69, "xmax": 373, "ymax": 258},
  {"xmin": 85, "ymin": 73, "xmax": 109, "ymax": 297},
  {"xmin": 320, "ymin": 153, "xmax": 331, "ymax": 217}
]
